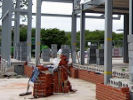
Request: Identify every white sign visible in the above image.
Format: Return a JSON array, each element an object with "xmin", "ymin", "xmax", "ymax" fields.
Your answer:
[{"xmin": 88, "ymin": 42, "xmax": 91, "ymax": 46}]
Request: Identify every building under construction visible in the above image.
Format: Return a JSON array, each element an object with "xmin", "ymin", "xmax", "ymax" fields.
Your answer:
[{"xmin": 0, "ymin": 0, "xmax": 133, "ymax": 100}]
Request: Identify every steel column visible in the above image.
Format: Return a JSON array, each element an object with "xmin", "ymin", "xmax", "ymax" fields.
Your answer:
[
  {"xmin": 1, "ymin": 0, "xmax": 12, "ymax": 67},
  {"xmin": 27, "ymin": 0, "xmax": 32, "ymax": 62},
  {"xmin": 14, "ymin": 0, "xmax": 20, "ymax": 58},
  {"xmin": 123, "ymin": 14, "xmax": 129, "ymax": 63},
  {"xmin": 80, "ymin": 6, "xmax": 85, "ymax": 65},
  {"xmin": 129, "ymin": 0, "xmax": 133, "ymax": 35},
  {"xmin": 71, "ymin": 12, "xmax": 77, "ymax": 63},
  {"xmin": 129, "ymin": 0, "xmax": 133, "ymax": 82},
  {"xmin": 35, "ymin": 0, "xmax": 42, "ymax": 65},
  {"xmin": 104, "ymin": 0, "xmax": 113, "ymax": 84},
  {"xmin": 129, "ymin": 0, "xmax": 133, "ymax": 99}
]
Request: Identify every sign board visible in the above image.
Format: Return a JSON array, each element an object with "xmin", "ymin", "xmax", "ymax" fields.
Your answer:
[{"xmin": 88, "ymin": 42, "xmax": 91, "ymax": 46}]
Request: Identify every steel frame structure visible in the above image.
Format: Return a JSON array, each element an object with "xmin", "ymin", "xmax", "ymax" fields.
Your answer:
[
  {"xmin": 1, "ymin": 0, "xmax": 32, "ymax": 70},
  {"xmin": 1, "ymin": 0, "xmax": 121, "ymax": 66},
  {"xmin": 72, "ymin": 0, "xmax": 132, "ymax": 98},
  {"xmin": 34, "ymin": 0, "xmax": 120, "ymax": 65},
  {"xmin": 1, "ymin": 0, "xmax": 12, "ymax": 69},
  {"xmin": 1, "ymin": 0, "xmax": 132, "ymax": 98}
]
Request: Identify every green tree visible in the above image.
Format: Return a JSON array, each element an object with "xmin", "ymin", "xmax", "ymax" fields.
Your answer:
[
  {"xmin": 65, "ymin": 32, "xmax": 71, "ymax": 45},
  {"xmin": 65, "ymin": 30, "xmax": 123, "ymax": 49},
  {"xmin": 41, "ymin": 28, "xmax": 67, "ymax": 48},
  {"xmin": 20, "ymin": 26, "xmax": 27, "ymax": 41}
]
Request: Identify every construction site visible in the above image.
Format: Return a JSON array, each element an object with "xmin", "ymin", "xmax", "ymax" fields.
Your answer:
[{"xmin": 0, "ymin": 0, "xmax": 132, "ymax": 100}]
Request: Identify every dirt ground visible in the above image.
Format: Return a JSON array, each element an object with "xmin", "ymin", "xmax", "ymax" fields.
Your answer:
[{"xmin": 0, "ymin": 78, "xmax": 96, "ymax": 100}]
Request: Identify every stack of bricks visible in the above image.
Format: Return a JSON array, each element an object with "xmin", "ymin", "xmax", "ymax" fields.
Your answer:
[
  {"xmin": 70, "ymin": 67, "xmax": 104, "ymax": 84},
  {"xmin": 78, "ymin": 69, "xmax": 89, "ymax": 81},
  {"xmin": 53, "ymin": 55, "xmax": 72, "ymax": 93},
  {"xmin": 86, "ymin": 71, "xmax": 103, "ymax": 84},
  {"xmin": 70, "ymin": 67, "xmax": 78, "ymax": 78},
  {"xmin": 33, "ymin": 66, "xmax": 53, "ymax": 98},
  {"xmin": 53, "ymin": 67, "xmax": 72, "ymax": 93},
  {"xmin": 24, "ymin": 63, "xmax": 33, "ymax": 77},
  {"xmin": 96, "ymin": 83, "xmax": 130, "ymax": 100},
  {"xmin": 24, "ymin": 55, "xmax": 72, "ymax": 97}
]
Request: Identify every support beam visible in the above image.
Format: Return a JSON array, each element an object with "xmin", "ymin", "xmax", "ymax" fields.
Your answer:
[
  {"xmin": 31, "ymin": 13, "xmax": 121, "ymax": 20},
  {"xmin": 80, "ymin": 6, "xmax": 85, "ymax": 65},
  {"xmin": 104, "ymin": 0, "xmax": 113, "ymax": 85},
  {"xmin": 35, "ymin": 0, "xmax": 42, "ymax": 65},
  {"xmin": 128, "ymin": 0, "xmax": 133, "ymax": 99},
  {"xmin": 42, "ymin": 0, "xmax": 73, "ymax": 3},
  {"xmin": 123, "ymin": 14, "xmax": 129, "ymax": 63},
  {"xmin": 1, "ymin": 0, "xmax": 12, "ymax": 68},
  {"xmin": 27, "ymin": 0, "xmax": 32, "ymax": 62},
  {"xmin": 14, "ymin": 0, "xmax": 20, "ymax": 58},
  {"xmin": 129, "ymin": 0, "xmax": 133, "ymax": 35},
  {"xmin": 71, "ymin": 12, "xmax": 77, "ymax": 63}
]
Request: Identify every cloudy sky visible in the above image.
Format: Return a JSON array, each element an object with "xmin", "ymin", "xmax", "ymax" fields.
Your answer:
[{"xmin": 20, "ymin": 1, "xmax": 123, "ymax": 33}]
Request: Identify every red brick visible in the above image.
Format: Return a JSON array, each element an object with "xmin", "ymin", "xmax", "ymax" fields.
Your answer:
[{"xmin": 96, "ymin": 83, "xmax": 130, "ymax": 100}]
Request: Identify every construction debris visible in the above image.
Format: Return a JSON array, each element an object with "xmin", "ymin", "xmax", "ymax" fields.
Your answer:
[
  {"xmin": 33, "ymin": 66, "xmax": 53, "ymax": 98},
  {"xmin": 24, "ymin": 55, "xmax": 73, "ymax": 98},
  {"xmin": 0, "ymin": 72, "xmax": 24, "ymax": 78}
]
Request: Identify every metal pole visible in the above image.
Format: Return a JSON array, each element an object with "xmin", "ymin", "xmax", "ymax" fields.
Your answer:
[
  {"xmin": 123, "ymin": 14, "xmax": 129, "ymax": 63},
  {"xmin": 2, "ymin": 0, "xmax": 12, "ymax": 67},
  {"xmin": 8, "ymin": 3, "xmax": 12, "ymax": 66},
  {"xmin": 129, "ymin": 0, "xmax": 133, "ymax": 99},
  {"xmin": 27, "ymin": 0, "xmax": 32, "ymax": 62},
  {"xmin": 35, "ymin": 0, "xmax": 42, "ymax": 65},
  {"xmin": 104, "ymin": 0, "xmax": 113, "ymax": 85},
  {"xmin": 129, "ymin": 0, "xmax": 133, "ymax": 35},
  {"xmin": 80, "ymin": 5, "xmax": 85, "ymax": 65},
  {"xmin": 71, "ymin": 8, "xmax": 77, "ymax": 63},
  {"xmin": 14, "ymin": 0, "xmax": 20, "ymax": 58}
]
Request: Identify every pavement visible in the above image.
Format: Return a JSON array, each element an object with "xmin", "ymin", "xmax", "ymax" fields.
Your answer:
[
  {"xmin": 0, "ymin": 57, "xmax": 127, "ymax": 100},
  {"xmin": 0, "ymin": 78, "xmax": 96, "ymax": 100}
]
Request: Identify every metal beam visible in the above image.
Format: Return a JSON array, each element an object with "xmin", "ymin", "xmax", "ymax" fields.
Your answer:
[
  {"xmin": 129, "ymin": 0, "xmax": 133, "ymax": 34},
  {"xmin": 83, "ymin": 0, "xmax": 105, "ymax": 11},
  {"xmin": 14, "ymin": 9, "xmax": 29, "ymax": 13},
  {"xmin": 42, "ymin": 0, "xmax": 73, "ymax": 3},
  {"xmin": 32, "ymin": 13, "xmax": 121, "ymax": 20},
  {"xmin": 104, "ymin": 0, "xmax": 113, "ymax": 85},
  {"xmin": 27, "ymin": 0, "xmax": 32, "ymax": 62},
  {"xmin": 1, "ymin": 0, "xmax": 12, "ymax": 68},
  {"xmin": 1, "ymin": 10, "xmax": 9, "ymax": 20},
  {"xmin": 129, "ymin": 0, "xmax": 133, "ymax": 99},
  {"xmin": 35, "ymin": 0, "xmax": 42, "ymax": 65},
  {"xmin": 14, "ymin": 0, "xmax": 20, "ymax": 58},
  {"xmin": 123, "ymin": 14, "xmax": 129, "ymax": 63},
  {"xmin": 80, "ymin": 5, "xmax": 85, "ymax": 65},
  {"xmin": 71, "ymin": 2, "xmax": 77, "ymax": 63}
]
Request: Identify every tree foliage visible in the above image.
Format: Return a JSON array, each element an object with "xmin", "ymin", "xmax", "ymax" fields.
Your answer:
[
  {"xmin": 41, "ymin": 28, "xmax": 67, "ymax": 48},
  {"xmin": 17, "ymin": 27, "xmax": 123, "ymax": 49},
  {"xmin": 20, "ymin": 26, "xmax": 27, "ymax": 41},
  {"xmin": 66, "ymin": 30, "xmax": 123, "ymax": 49}
]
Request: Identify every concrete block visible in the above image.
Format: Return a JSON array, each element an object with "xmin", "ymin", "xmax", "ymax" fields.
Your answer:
[
  {"xmin": 128, "ymin": 34, "xmax": 133, "ymax": 43},
  {"xmin": 51, "ymin": 44, "xmax": 57, "ymax": 58},
  {"xmin": 42, "ymin": 48, "xmax": 50, "ymax": 62},
  {"xmin": 14, "ymin": 65, "xmax": 24, "ymax": 75},
  {"xmin": 87, "ymin": 48, "xmax": 96, "ymax": 64},
  {"xmin": 128, "ymin": 43, "xmax": 133, "ymax": 51}
]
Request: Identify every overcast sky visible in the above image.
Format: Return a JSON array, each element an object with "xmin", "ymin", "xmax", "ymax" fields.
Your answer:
[{"xmin": 20, "ymin": 1, "xmax": 123, "ymax": 33}]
